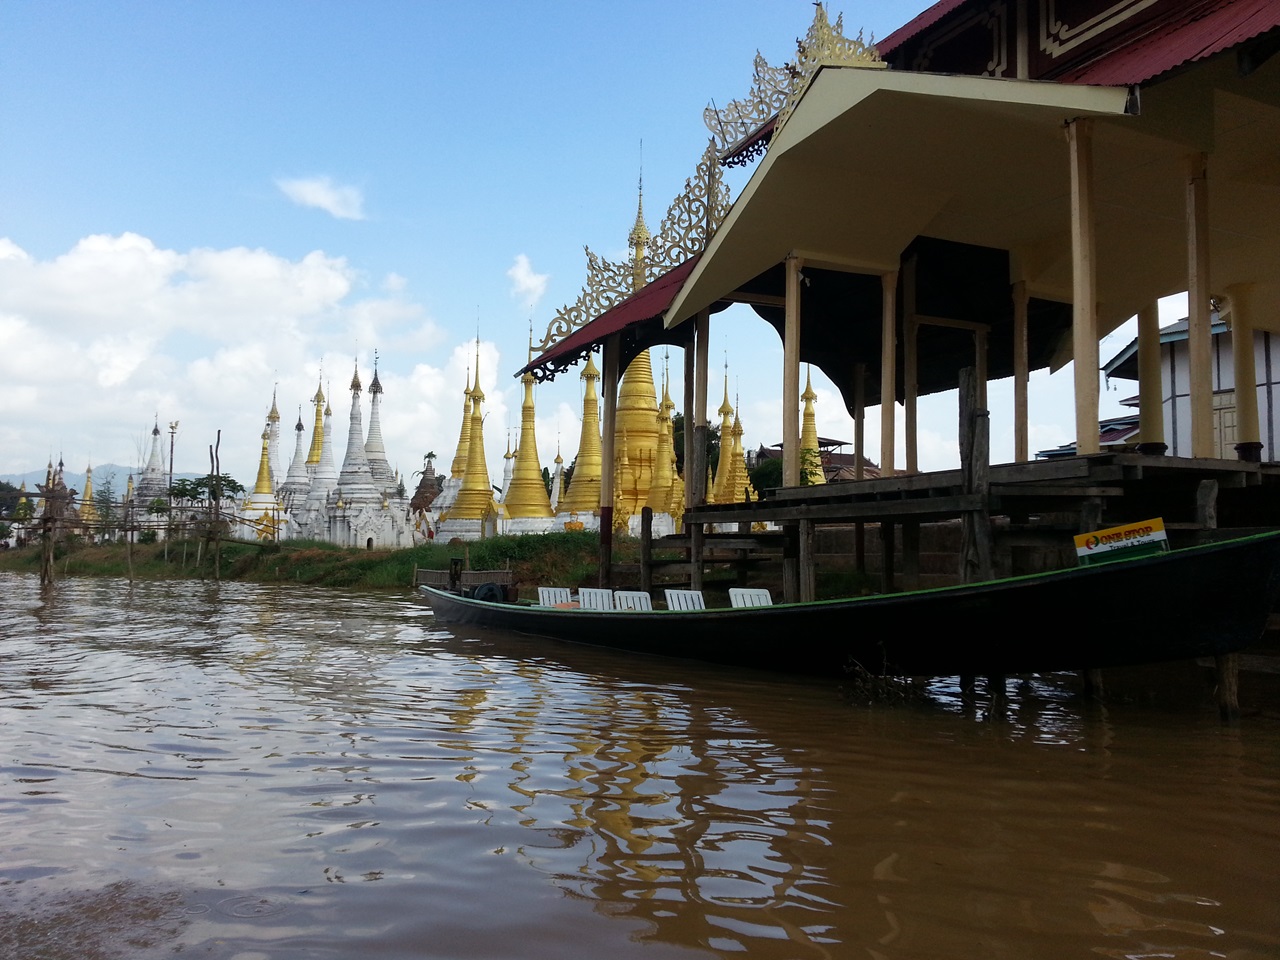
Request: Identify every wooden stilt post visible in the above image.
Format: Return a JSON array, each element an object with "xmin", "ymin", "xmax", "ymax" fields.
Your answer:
[
  {"xmin": 799, "ymin": 518, "xmax": 815, "ymax": 602},
  {"xmin": 1216, "ymin": 652, "xmax": 1240, "ymax": 722},
  {"xmin": 782, "ymin": 522, "xmax": 800, "ymax": 603},
  {"xmin": 640, "ymin": 507, "xmax": 653, "ymax": 595},
  {"xmin": 690, "ymin": 521, "xmax": 704, "ymax": 593},
  {"xmin": 1225, "ymin": 283, "xmax": 1263, "ymax": 462},
  {"xmin": 1012, "ymin": 280, "xmax": 1029, "ymax": 462},
  {"xmin": 1068, "ymin": 119, "xmax": 1101, "ymax": 455},
  {"xmin": 1186, "ymin": 152, "xmax": 1214, "ymax": 459},
  {"xmin": 783, "ymin": 256, "xmax": 802, "ymax": 487},
  {"xmin": 881, "ymin": 270, "xmax": 899, "ymax": 477},
  {"xmin": 600, "ymin": 335, "xmax": 620, "ymax": 587},
  {"xmin": 880, "ymin": 521, "xmax": 896, "ymax": 593},
  {"xmin": 1082, "ymin": 668, "xmax": 1105, "ymax": 701},
  {"xmin": 959, "ymin": 367, "xmax": 993, "ymax": 582},
  {"xmin": 1136, "ymin": 301, "xmax": 1168, "ymax": 455},
  {"xmin": 902, "ymin": 520, "xmax": 920, "ymax": 591}
]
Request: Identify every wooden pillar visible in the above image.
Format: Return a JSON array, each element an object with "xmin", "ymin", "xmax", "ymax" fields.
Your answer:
[
  {"xmin": 902, "ymin": 520, "xmax": 920, "ymax": 591},
  {"xmin": 1069, "ymin": 119, "xmax": 1101, "ymax": 455},
  {"xmin": 782, "ymin": 522, "xmax": 800, "ymax": 603},
  {"xmin": 1012, "ymin": 280, "xmax": 1029, "ymax": 462},
  {"xmin": 854, "ymin": 360, "xmax": 866, "ymax": 574},
  {"xmin": 975, "ymin": 328, "xmax": 989, "ymax": 410},
  {"xmin": 853, "ymin": 362, "xmax": 866, "ymax": 480},
  {"xmin": 880, "ymin": 270, "xmax": 899, "ymax": 476},
  {"xmin": 599, "ymin": 335, "xmax": 620, "ymax": 586},
  {"xmin": 1136, "ymin": 301, "xmax": 1167, "ymax": 455},
  {"xmin": 1216, "ymin": 652, "xmax": 1240, "ymax": 722},
  {"xmin": 799, "ymin": 518, "xmax": 815, "ymax": 602},
  {"xmin": 880, "ymin": 521, "xmax": 896, "ymax": 593},
  {"xmin": 690, "ymin": 308, "xmax": 711, "ymax": 507},
  {"xmin": 640, "ymin": 507, "xmax": 653, "ymax": 594},
  {"xmin": 689, "ymin": 520, "xmax": 704, "ymax": 592},
  {"xmin": 959, "ymin": 367, "xmax": 993, "ymax": 582},
  {"xmin": 683, "ymin": 327, "xmax": 696, "ymax": 505},
  {"xmin": 1186, "ymin": 152, "xmax": 1214, "ymax": 458},
  {"xmin": 783, "ymin": 256, "xmax": 803, "ymax": 486},
  {"xmin": 904, "ymin": 257, "xmax": 919, "ymax": 474},
  {"xmin": 1225, "ymin": 283, "xmax": 1263, "ymax": 461}
]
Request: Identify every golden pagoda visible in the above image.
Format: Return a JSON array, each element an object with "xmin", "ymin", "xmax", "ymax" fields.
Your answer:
[
  {"xmin": 447, "ymin": 344, "xmax": 497, "ymax": 521},
  {"xmin": 79, "ymin": 463, "xmax": 99, "ymax": 525},
  {"xmin": 645, "ymin": 365, "xmax": 677, "ymax": 513},
  {"xmin": 612, "ymin": 188, "xmax": 661, "ymax": 516},
  {"xmin": 800, "ymin": 367, "xmax": 827, "ymax": 485},
  {"xmin": 723, "ymin": 408, "xmax": 757, "ymax": 504},
  {"xmin": 252, "ymin": 427, "xmax": 274, "ymax": 497},
  {"xmin": 448, "ymin": 365, "xmax": 474, "ymax": 481},
  {"xmin": 560, "ymin": 352, "xmax": 603, "ymax": 515},
  {"xmin": 710, "ymin": 371, "xmax": 736, "ymax": 505},
  {"xmin": 305, "ymin": 379, "xmax": 325, "ymax": 468},
  {"xmin": 504, "ymin": 352, "xmax": 554, "ymax": 520}
]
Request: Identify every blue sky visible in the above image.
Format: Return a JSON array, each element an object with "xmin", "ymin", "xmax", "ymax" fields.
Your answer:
[{"xmin": 0, "ymin": 1, "xmax": 1163, "ymax": 489}]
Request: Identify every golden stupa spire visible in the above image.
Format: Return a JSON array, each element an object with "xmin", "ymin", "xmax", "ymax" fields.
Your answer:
[
  {"xmin": 253, "ymin": 424, "xmax": 274, "ymax": 495},
  {"xmin": 448, "ymin": 362, "xmax": 474, "ymax": 481},
  {"xmin": 800, "ymin": 365, "xmax": 826, "ymax": 485},
  {"xmin": 646, "ymin": 356, "xmax": 677, "ymax": 513},
  {"xmin": 79, "ymin": 463, "xmax": 99, "ymax": 525},
  {"xmin": 711, "ymin": 362, "xmax": 736, "ymax": 504},
  {"xmin": 562, "ymin": 351, "xmax": 603, "ymax": 514},
  {"xmin": 505, "ymin": 335, "xmax": 554, "ymax": 519},
  {"xmin": 306, "ymin": 377, "xmax": 325, "ymax": 465},
  {"xmin": 726, "ymin": 403, "xmax": 755, "ymax": 503},
  {"xmin": 612, "ymin": 169, "xmax": 662, "ymax": 518},
  {"xmin": 450, "ymin": 339, "xmax": 495, "ymax": 520}
]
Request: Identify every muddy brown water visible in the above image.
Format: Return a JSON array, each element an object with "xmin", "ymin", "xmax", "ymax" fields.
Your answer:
[{"xmin": 2, "ymin": 573, "xmax": 1278, "ymax": 959}]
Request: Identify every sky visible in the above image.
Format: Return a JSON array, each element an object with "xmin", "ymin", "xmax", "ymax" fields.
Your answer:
[{"xmin": 0, "ymin": 1, "xmax": 1181, "ymax": 492}]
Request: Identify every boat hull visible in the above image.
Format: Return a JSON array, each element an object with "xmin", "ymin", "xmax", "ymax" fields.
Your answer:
[{"xmin": 418, "ymin": 533, "xmax": 1280, "ymax": 678}]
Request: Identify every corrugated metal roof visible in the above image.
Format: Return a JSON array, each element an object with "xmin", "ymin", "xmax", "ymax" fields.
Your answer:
[
  {"xmin": 878, "ymin": 0, "xmax": 966, "ymax": 57},
  {"xmin": 1057, "ymin": 0, "xmax": 1280, "ymax": 85}
]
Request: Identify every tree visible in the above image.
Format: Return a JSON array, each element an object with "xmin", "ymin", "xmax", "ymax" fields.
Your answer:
[
  {"xmin": 671, "ymin": 413, "xmax": 721, "ymax": 477},
  {"xmin": 749, "ymin": 456, "xmax": 783, "ymax": 495},
  {"xmin": 95, "ymin": 473, "xmax": 119, "ymax": 539},
  {"xmin": 800, "ymin": 446, "xmax": 825, "ymax": 485},
  {"xmin": 192, "ymin": 473, "xmax": 245, "ymax": 502}
]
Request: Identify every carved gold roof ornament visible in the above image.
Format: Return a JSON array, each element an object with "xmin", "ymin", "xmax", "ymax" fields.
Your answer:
[
  {"xmin": 705, "ymin": 3, "xmax": 884, "ymax": 166},
  {"xmin": 535, "ymin": 139, "xmax": 730, "ymax": 360}
]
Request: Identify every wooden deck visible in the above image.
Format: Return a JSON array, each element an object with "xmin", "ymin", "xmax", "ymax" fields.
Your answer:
[{"xmin": 672, "ymin": 453, "xmax": 1280, "ymax": 602}]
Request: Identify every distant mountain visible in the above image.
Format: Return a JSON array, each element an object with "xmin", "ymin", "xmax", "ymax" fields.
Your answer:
[{"xmin": 0, "ymin": 464, "xmax": 204, "ymax": 496}]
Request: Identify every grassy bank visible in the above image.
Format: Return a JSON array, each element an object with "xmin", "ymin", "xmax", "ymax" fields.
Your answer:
[
  {"xmin": 0, "ymin": 531, "xmax": 873, "ymax": 600},
  {"xmin": 0, "ymin": 531, "xmax": 612, "ymax": 592}
]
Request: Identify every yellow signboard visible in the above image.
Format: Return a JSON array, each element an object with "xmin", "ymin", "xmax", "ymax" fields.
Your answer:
[{"xmin": 1074, "ymin": 517, "xmax": 1168, "ymax": 565}]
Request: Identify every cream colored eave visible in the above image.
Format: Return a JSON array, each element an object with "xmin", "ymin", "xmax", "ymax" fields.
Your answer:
[{"xmin": 665, "ymin": 66, "xmax": 1134, "ymax": 330}]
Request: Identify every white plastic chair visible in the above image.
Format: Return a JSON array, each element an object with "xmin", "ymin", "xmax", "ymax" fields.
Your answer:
[
  {"xmin": 664, "ymin": 589, "xmax": 706, "ymax": 611},
  {"xmin": 578, "ymin": 587, "xmax": 615, "ymax": 610},
  {"xmin": 537, "ymin": 586, "xmax": 573, "ymax": 607},
  {"xmin": 729, "ymin": 587, "xmax": 773, "ymax": 608},
  {"xmin": 614, "ymin": 590, "xmax": 653, "ymax": 611}
]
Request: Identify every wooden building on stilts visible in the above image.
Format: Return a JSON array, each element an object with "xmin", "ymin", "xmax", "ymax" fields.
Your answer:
[{"xmin": 519, "ymin": 2, "xmax": 1280, "ymax": 708}]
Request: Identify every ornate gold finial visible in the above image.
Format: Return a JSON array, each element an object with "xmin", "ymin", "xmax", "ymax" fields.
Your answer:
[{"xmin": 705, "ymin": 3, "xmax": 883, "ymax": 163}]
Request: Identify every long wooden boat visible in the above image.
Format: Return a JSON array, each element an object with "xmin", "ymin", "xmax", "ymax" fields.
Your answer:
[{"xmin": 418, "ymin": 531, "xmax": 1280, "ymax": 678}]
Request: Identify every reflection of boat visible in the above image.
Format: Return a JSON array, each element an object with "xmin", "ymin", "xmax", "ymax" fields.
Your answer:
[{"xmin": 419, "ymin": 531, "xmax": 1280, "ymax": 678}]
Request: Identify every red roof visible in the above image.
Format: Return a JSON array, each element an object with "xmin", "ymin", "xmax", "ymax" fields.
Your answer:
[
  {"xmin": 878, "ymin": 0, "xmax": 967, "ymax": 56},
  {"xmin": 1057, "ymin": 0, "xmax": 1280, "ymax": 85},
  {"xmin": 880, "ymin": 0, "xmax": 1280, "ymax": 86},
  {"xmin": 521, "ymin": 255, "xmax": 700, "ymax": 379}
]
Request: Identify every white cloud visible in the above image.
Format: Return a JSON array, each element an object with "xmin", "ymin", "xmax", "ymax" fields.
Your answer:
[
  {"xmin": 275, "ymin": 175, "xmax": 366, "ymax": 220},
  {"xmin": 0, "ymin": 233, "xmax": 450, "ymax": 482},
  {"xmin": 507, "ymin": 254, "xmax": 548, "ymax": 310}
]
